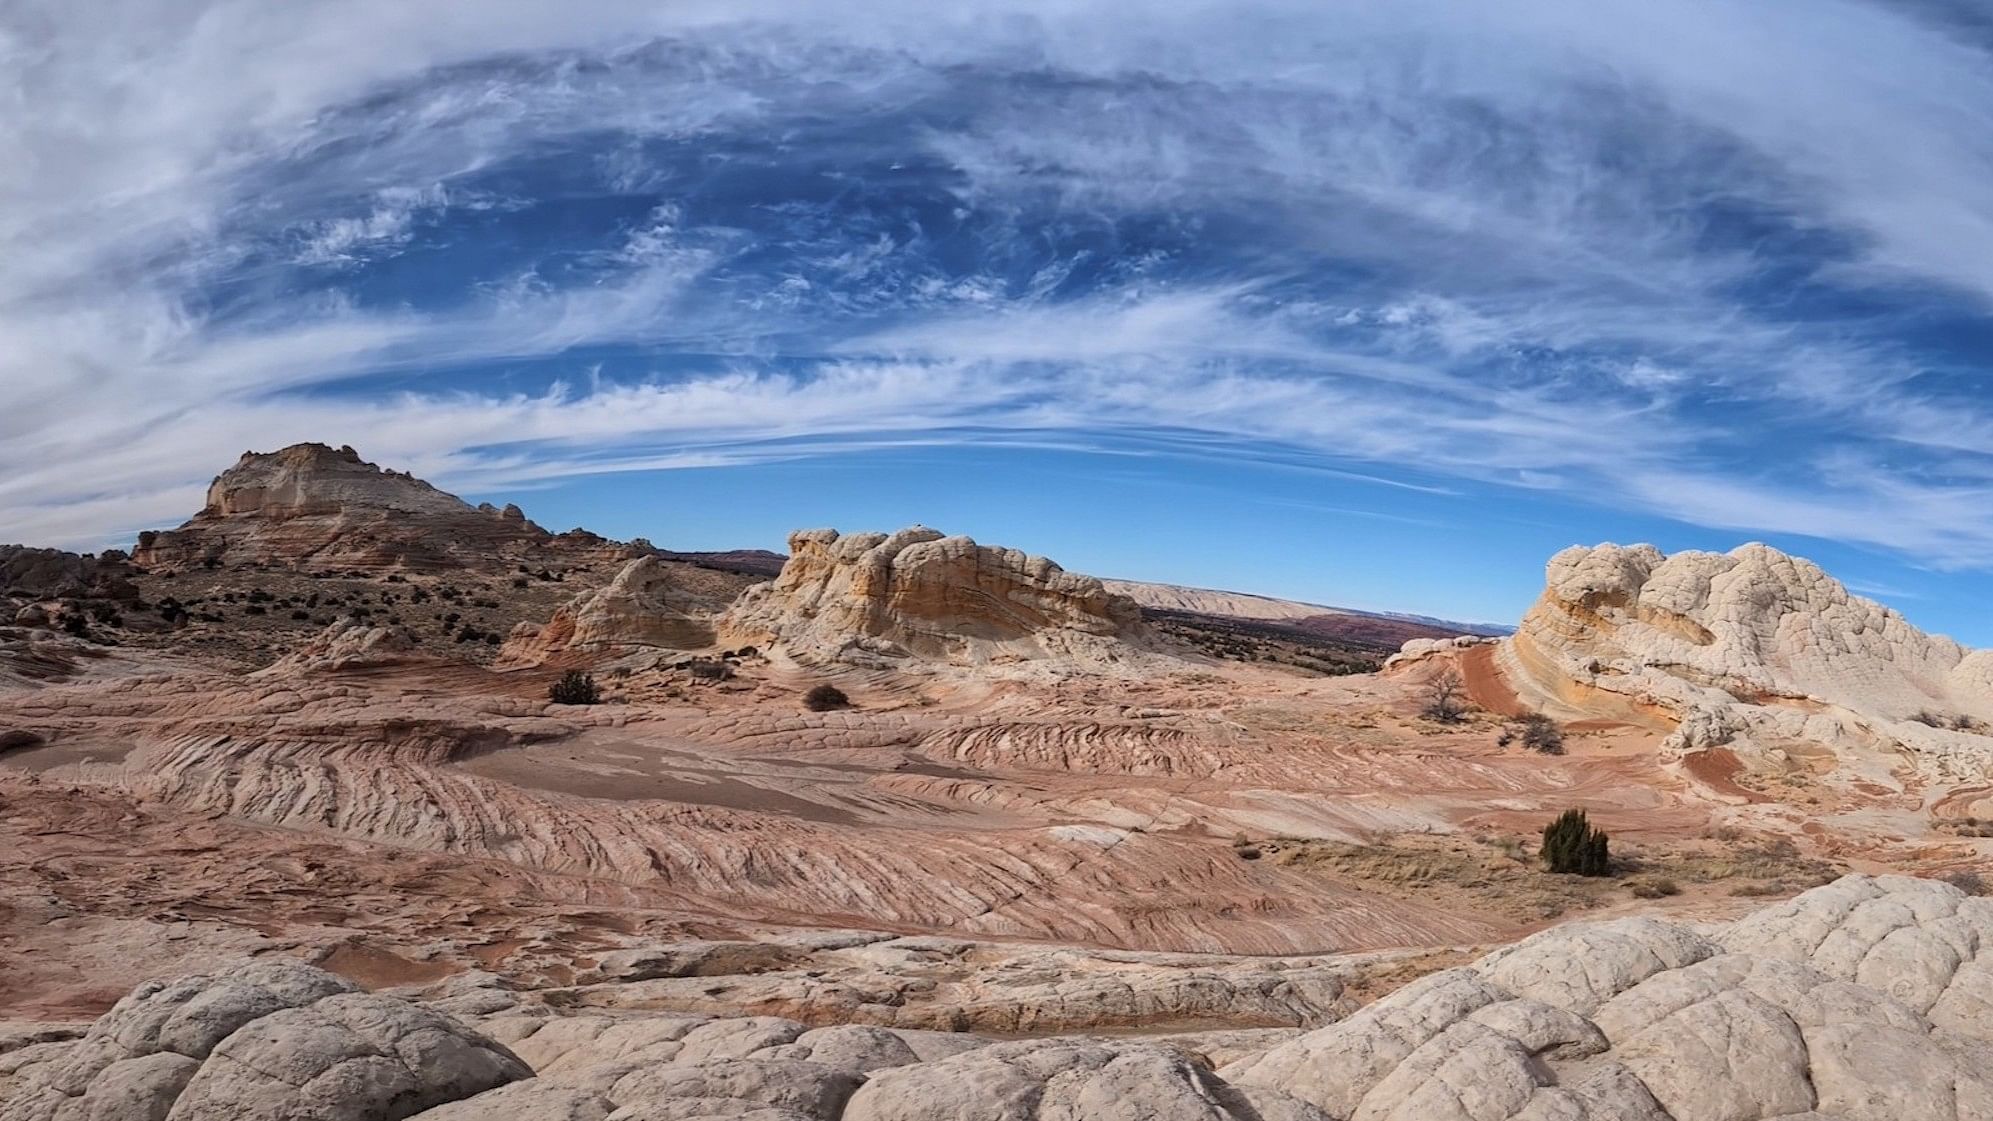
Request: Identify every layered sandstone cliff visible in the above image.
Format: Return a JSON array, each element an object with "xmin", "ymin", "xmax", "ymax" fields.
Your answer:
[
  {"xmin": 718, "ymin": 527, "xmax": 1150, "ymax": 668},
  {"xmin": 130, "ymin": 444, "xmax": 619, "ymax": 572}
]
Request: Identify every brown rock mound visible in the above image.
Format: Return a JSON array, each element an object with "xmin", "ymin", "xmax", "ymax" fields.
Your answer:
[
  {"xmin": 719, "ymin": 527, "xmax": 1149, "ymax": 668},
  {"xmin": 131, "ymin": 443, "xmax": 621, "ymax": 573}
]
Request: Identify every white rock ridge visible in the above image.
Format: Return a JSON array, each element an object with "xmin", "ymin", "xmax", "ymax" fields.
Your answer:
[
  {"xmin": 719, "ymin": 527, "xmax": 1151, "ymax": 669},
  {"xmin": 1403, "ymin": 541, "xmax": 1993, "ymax": 777}
]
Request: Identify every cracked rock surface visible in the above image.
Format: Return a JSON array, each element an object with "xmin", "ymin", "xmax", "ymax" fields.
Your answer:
[{"xmin": 11, "ymin": 874, "xmax": 1993, "ymax": 1120}]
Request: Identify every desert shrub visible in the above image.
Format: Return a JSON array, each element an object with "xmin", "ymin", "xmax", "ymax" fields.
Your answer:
[
  {"xmin": 1540, "ymin": 808, "xmax": 1612, "ymax": 876},
  {"xmin": 290, "ymin": 609, "xmax": 310, "ymax": 621},
  {"xmin": 1911, "ymin": 710, "xmax": 1947, "ymax": 727},
  {"xmin": 1629, "ymin": 877, "xmax": 1681, "ymax": 899},
  {"xmin": 1421, "ymin": 669, "xmax": 1469, "ymax": 723},
  {"xmin": 1944, "ymin": 870, "xmax": 1988, "ymax": 896},
  {"xmin": 804, "ymin": 684, "xmax": 851, "ymax": 712},
  {"xmin": 549, "ymin": 670, "xmax": 600, "ymax": 705},
  {"xmin": 1953, "ymin": 715, "xmax": 1985, "ymax": 733},
  {"xmin": 1514, "ymin": 714, "xmax": 1562, "ymax": 749},
  {"xmin": 685, "ymin": 659, "xmax": 733, "ymax": 681}
]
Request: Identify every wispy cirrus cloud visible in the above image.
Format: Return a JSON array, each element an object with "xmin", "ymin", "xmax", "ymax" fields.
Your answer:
[{"xmin": 4, "ymin": 0, "xmax": 1993, "ymax": 585}]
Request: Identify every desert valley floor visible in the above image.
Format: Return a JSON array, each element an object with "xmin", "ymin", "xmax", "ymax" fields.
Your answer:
[{"xmin": 5, "ymin": 444, "xmax": 1993, "ymax": 1120}]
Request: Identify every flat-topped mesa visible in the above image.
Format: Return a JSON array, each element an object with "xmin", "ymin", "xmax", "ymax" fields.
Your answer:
[
  {"xmin": 718, "ymin": 526, "xmax": 1150, "ymax": 668},
  {"xmin": 1402, "ymin": 540, "xmax": 1993, "ymax": 772},
  {"xmin": 130, "ymin": 443, "xmax": 613, "ymax": 573}
]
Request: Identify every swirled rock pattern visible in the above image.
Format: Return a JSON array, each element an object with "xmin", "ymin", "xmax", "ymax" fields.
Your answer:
[
  {"xmin": 720, "ymin": 528, "xmax": 1150, "ymax": 669},
  {"xmin": 15, "ymin": 876, "xmax": 1993, "ymax": 1120}
]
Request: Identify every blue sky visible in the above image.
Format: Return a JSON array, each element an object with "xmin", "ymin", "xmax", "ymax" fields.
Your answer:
[{"xmin": 3, "ymin": 1, "xmax": 1993, "ymax": 640}]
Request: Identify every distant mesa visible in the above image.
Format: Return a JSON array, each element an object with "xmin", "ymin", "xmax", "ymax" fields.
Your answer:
[
  {"xmin": 720, "ymin": 526, "xmax": 1151, "ymax": 668},
  {"xmin": 1393, "ymin": 541, "xmax": 1993, "ymax": 775},
  {"xmin": 130, "ymin": 442, "xmax": 626, "ymax": 573}
]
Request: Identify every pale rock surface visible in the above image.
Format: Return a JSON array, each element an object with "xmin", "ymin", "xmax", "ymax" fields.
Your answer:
[
  {"xmin": 1223, "ymin": 874, "xmax": 1993, "ymax": 1121},
  {"xmin": 1100, "ymin": 581, "xmax": 1335, "ymax": 622},
  {"xmin": 1398, "ymin": 541, "xmax": 1993, "ymax": 779},
  {"xmin": 499, "ymin": 557, "xmax": 717, "ymax": 665},
  {"xmin": 18, "ymin": 878, "xmax": 1993, "ymax": 1120},
  {"xmin": 720, "ymin": 528, "xmax": 1150, "ymax": 669},
  {"xmin": 0, "ymin": 957, "xmax": 526, "ymax": 1121},
  {"xmin": 257, "ymin": 618, "xmax": 420, "ymax": 675},
  {"xmin": 1384, "ymin": 635, "xmax": 1496, "ymax": 669}
]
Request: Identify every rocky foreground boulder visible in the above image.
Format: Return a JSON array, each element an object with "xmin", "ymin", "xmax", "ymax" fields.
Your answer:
[
  {"xmin": 8, "ymin": 874, "xmax": 1993, "ymax": 1120},
  {"xmin": 719, "ymin": 527, "xmax": 1149, "ymax": 669}
]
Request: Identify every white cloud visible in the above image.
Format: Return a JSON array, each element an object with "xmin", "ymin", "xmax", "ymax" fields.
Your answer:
[{"xmin": 3, "ymin": 0, "xmax": 1993, "ymax": 579}]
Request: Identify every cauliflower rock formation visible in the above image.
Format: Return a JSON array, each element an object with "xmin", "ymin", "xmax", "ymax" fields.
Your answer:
[
  {"xmin": 0, "ymin": 957, "xmax": 528, "ymax": 1121},
  {"xmin": 130, "ymin": 444, "xmax": 617, "ymax": 573},
  {"xmin": 1220, "ymin": 873, "xmax": 1993, "ymax": 1121},
  {"xmin": 14, "ymin": 876, "xmax": 1993, "ymax": 1120},
  {"xmin": 499, "ymin": 557, "xmax": 719, "ymax": 665},
  {"xmin": 257, "ymin": 618, "xmax": 422, "ymax": 675},
  {"xmin": 719, "ymin": 527, "xmax": 1150, "ymax": 668},
  {"xmin": 1402, "ymin": 542, "xmax": 1993, "ymax": 778}
]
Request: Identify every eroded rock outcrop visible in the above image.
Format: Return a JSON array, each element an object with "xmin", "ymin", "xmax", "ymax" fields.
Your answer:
[
  {"xmin": 1397, "ymin": 542, "xmax": 1993, "ymax": 778},
  {"xmin": 257, "ymin": 618, "xmax": 422, "ymax": 675},
  {"xmin": 719, "ymin": 528, "xmax": 1149, "ymax": 668},
  {"xmin": 499, "ymin": 557, "xmax": 719, "ymax": 665},
  {"xmin": 130, "ymin": 444, "xmax": 620, "ymax": 573}
]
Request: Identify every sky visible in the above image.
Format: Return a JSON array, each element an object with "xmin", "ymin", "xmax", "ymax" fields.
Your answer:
[{"xmin": 4, "ymin": 1, "xmax": 1993, "ymax": 639}]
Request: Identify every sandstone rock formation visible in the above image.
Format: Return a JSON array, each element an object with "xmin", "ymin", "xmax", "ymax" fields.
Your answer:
[
  {"xmin": 0, "ymin": 547, "xmax": 137, "ymax": 606},
  {"xmin": 720, "ymin": 528, "xmax": 1149, "ymax": 668},
  {"xmin": 130, "ymin": 444, "xmax": 623, "ymax": 573},
  {"xmin": 257, "ymin": 618, "xmax": 422, "ymax": 675},
  {"xmin": 1227, "ymin": 872, "xmax": 1993, "ymax": 1120},
  {"xmin": 12, "ymin": 875, "xmax": 1992, "ymax": 1120},
  {"xmin": 0, "ymin": 957, "xmax": 527, "ymax": 1121},
  {"xmin": 1396, "ymin": 541, "xmax": 1993, "ymax": 779},
  {"xmin": 499, "ymin": 557, "xmax": 719, "ymax": 665}
]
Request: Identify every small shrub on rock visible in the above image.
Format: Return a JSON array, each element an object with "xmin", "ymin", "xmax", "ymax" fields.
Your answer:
[
  {"xmin": 685, "ymin": 659, "xmax": 733, "ymax": 681},
  {"xmin": 1944, "ymin": 869, "xmax": 1987, "ymax": 896},
  {"xmin": 804, "ymin": 684, "xmax": 850, "ymax": 712},
  {"xmin": 549, "ymin": 670, "xmax": 600, "ymax": 705},
  {"xmin": 1540, "ymin": 808, "xmax": 1611, "ymax": 876},
  {"xmin": 1513, "ymin": 714, "xmax": 1564, "ymax": 754}
]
